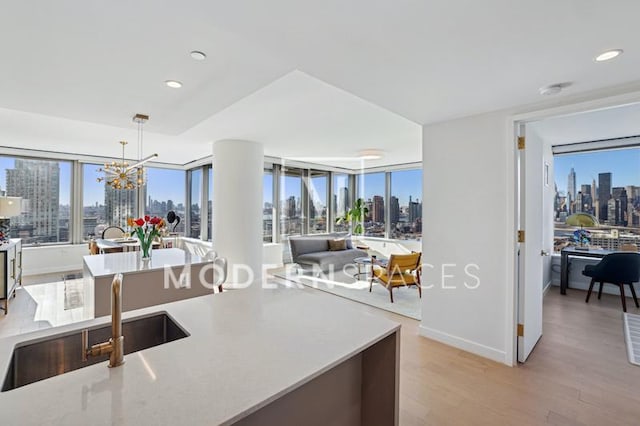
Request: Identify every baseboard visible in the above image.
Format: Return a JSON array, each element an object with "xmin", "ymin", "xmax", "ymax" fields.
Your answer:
[
  {"xmin": 543, "ymin": 280, "xmax": 552, "ymax": 296},
  {"xmin": 23, "ymin": 266, "xmax": 83, "ymax": 277},
  {"xmin": 418, "ymin": 324, "xmax": 508, "ymax": 365}
]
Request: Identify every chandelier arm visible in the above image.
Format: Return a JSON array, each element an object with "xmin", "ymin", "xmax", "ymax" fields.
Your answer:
[
  {"xmin": 101, "ymin": 169, "xmax": 121, "ymax": 176},
  {"xmin": 126, "ymin": 153, "xmax": 158, "ymax": 171}
]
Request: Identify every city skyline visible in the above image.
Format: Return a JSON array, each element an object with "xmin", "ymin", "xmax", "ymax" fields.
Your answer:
[
  {"xmin": 267, "ymin": 171, "xmax": 423, "ymax": 209},
  {"xmin": 554, "ymin": 149, "xmax": 640, "ymax": 194}
]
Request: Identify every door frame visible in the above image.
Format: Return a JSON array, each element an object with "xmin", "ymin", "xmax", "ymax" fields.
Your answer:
[{"xmin": 508, "ymin": 89, "xmax": 640, "ymax": 366}]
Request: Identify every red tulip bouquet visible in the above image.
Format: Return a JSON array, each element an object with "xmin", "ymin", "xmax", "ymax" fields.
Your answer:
[{"xmin": 128, "ymin": 216, "xmax": 165, "ymax": 259}]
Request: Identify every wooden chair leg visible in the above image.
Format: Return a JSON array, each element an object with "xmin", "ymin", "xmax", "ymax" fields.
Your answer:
[
  {"xmin": 218, "ymin": 284, "xmax": 223, "ymax": 293},
  {"xmin": 389, "ymin": 287, "xmax": 394, "ymax": 303},
  {"xmin": 417, "ymin": 283, "xmax": 422, "ymax": 298},
  {"xmin": 628, "ymin": 283, "xmax": 640, "ymax": 308},
  {"xmin": 619, "ymin": 283, "xmax": 627, "ymax": 312},
  {"xmin": 369, "ymin": 277, "xmax": 373, "ymax": 292},
  {"xmin": 597, "ymin": 282, "xmax": 604, "ymax": 300},
  {"xmin": 586, "ymin": 279, "xmax": 596, "ymax": 303}
]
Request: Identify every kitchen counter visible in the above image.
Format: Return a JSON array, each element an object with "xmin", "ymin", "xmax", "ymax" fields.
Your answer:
[
  {"xmin": 83, "ymin": 248, "xmax": 206, "ymax": 277},
  {"xmin": 83, "ymin": 249, "xmax": 215, "ymax": 317},
  {"xmin": 0, "ymin": 288, "xmax": 400, "ymax": 425}
]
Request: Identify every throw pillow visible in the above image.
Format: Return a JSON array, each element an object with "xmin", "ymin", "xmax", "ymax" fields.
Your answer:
[
  {"xmin": 344, "ymin": 234, "xmax": 354, "ymax": 249},
  {"xmin": 328, "ymin": 239, "xmax": 347, "ymax": 251}
]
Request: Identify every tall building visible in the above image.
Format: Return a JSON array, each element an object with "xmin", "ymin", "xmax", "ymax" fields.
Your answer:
[
  {"xmin": 567, "ymin": 168, "xmax": 576, "ymax": 211},
  {"xmin": 286, "ymin": 195, "xmax": 296, "ymax": 219},
  {"xmin": 612, "ymin": 187, "xmax": 629, "ymax": 226},
  {"xmin": 598, "ymin": 172, "xmax": 611, "ymax": 221},
  {"xmin": 575, "ymin": 192, "xmax": 583, "ymax": 213},
  {"xmin": 408, "ymin": 196, "xmax": 422, "ymax": 223},
  {"xmin": 580, "ymin": 184, "xmax": 592, "ymax": 211},
  {"xmin": 607, "ymin": 198, "xmax": 619, "ymax": 225},
  {"xmin": 105, "ymin": 184, "xmax": 138, "ymax": 228},
  {"xmin": 591, "ymin": 178, "xmax": 597, "ymax": 204},
  {"xmin": 372, "ymin": 195, "xmax": 384, "ymax": 223},
  {"xmin": 620, "ymin": 189, "xmax": 628, "ymax": 226},
  {"xmin": 5, "ymin": 159, "xmax": 60, "ymax": 243},
  {"xmin": 389, "ymin": 196, "xmax": 400, "ymax": 224},
  {"xmin": 337, "ymin": 187, "xmax": 349, "ymax": 216}
]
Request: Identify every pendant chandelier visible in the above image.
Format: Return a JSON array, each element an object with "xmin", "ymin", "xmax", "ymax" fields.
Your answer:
[{"xmin": 97, "ymin": 113, "xmax": 158, "ymax": 190}]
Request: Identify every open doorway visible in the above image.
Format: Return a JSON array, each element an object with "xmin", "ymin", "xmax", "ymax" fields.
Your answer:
[{"xmin": 515, "ymin": 102, "xmax": 640, "ymax": 363}]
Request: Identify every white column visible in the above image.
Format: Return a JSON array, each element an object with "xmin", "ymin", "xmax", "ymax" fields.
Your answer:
[{"xmin": 213, "ymin": 140, "xmax": 264, "ymax": 289}]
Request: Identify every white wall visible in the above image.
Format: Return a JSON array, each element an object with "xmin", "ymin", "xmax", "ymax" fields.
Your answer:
[
  {"xmin": 421, "ymin": 111, "xmax": 513, "ymax": 363},
  {"xmin": 420, "ymin": 84, "xmax": 640, "ymax": 366}
]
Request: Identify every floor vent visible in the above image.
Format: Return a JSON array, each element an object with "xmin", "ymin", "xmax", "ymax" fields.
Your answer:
[{"xmin": 623, "ymin": 313, "xmax": 640, "ymax": 366}]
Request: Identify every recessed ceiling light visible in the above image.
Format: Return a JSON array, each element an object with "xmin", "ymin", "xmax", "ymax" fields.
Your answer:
[
  {"xmin": 165, "ymin": 80, "xmax": 183, "ymax": 89},
  {"xmin": 358, "ymin": 149, "xmax": 384, "ymax": 160},
  {"xmin": 190, "ymin": 50, "xmax": 207, "ymax": 61},
  {"xmin": 539, "ymin": 82, "xmax": 572, "ymax": 96},
  {"xmin": 595, "ymin": 49, "xmax": 623, "ymax": 62}
]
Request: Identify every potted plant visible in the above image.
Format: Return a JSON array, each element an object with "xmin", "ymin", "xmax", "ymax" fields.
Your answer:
[
  {"xmin": 128, "ymin": 215, "xmax": 165, "ymax": 259},
  {"xmin": 336, "ymin": 198, "xmax": 369, "ymax": 236}
]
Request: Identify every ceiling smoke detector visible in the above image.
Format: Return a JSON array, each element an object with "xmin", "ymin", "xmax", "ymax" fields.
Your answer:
[{"xmin": 539, "ymin": 82, "xmax": 572, "ymax": 96}]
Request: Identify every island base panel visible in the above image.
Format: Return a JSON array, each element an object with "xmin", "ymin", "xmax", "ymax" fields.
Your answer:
[{"xmin": 235, "ymin": 330, "xmax": 399, "ymax": 426}]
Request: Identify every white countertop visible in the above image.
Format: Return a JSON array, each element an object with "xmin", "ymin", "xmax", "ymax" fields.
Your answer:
[
  {"xmin": 0, "ymin": 288, "xmax": 400, "ymax": 425},
  {"xmin": 83, "ymin": 248, "xmax": 206, "ymax": 277}
]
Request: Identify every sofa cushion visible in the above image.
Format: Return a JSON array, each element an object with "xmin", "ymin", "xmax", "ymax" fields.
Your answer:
[
  {"xmin": 296, "ymin": 248, "xmax": 369, "ymax": 272},
  {"xmin": 289, "ymin": 237, "xmax": 330, "ymax": 260},
  {"xmin": 332, "ymin": 232, "xmax": 354, "ymax": 249},
  {"xmin": 328, "ymin": 239, "xmax": 347, "ymax": 251}
]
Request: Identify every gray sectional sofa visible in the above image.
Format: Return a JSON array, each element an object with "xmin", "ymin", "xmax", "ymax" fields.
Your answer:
[{"xmin": 289, "ymin": 233, "xmax": 368, "ymax": 273}]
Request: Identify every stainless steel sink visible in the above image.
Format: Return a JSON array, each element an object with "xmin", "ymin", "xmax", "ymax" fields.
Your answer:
[{"xmin": 2, "ymin": 312, "xmax": 189, "ymax": 392}]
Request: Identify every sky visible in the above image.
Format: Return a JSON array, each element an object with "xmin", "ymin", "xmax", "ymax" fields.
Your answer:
[
  {"xmin": 0, "ymin": 157, "xmax": 72, "ymax": 204},
  {"xmin": 0, "ymin": 159, "xmax": 187, "ymax": 206},
  {"xmin": 554, "ymin": 148, "xmax": 640, "ymax": 195},
  {"xmin": 2, "ymin": 155, "xmax": 423, "ymax": 209}
]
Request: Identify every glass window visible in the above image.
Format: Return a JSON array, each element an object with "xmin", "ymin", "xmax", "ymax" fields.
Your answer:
[
  {"xmin": 390, "ymin": 169, "xmax": 422, "ymax": 240},
  {"xmin": 554, "ymin": 148, "xmax": 640, "ymax": 251},
  {"xmin": 333, "ymin": 173, "xmax": 351, "ymax": 232},
  {"xmin": 356, "ymin": 172, "xmax": 385, "ymax": 237},
  {"xmin": 280, "ymin": 168, "xmax": 303, "ymax": 239},
  {"xmin": 189, "ymin": 168, "xmax": 202, "ymax": 238},
  {"xmin": 308, "ymin": 171, "xmax": 328, "ymax": 233},
  {"xmin": 263, "ymin": 170, "xmax": 273, "ymax": 242},
  {"xmin": 0, "ymin": 157, "xmax": 71, "ymax": 244},
  {"xmin": 144, "ymin": 167, "xmax": 186, "ymax": 233},
  {"xmin": 85, "ymin": 162, "xmax": 142, "ymax": 237},
  {"xmin": 208, "ymin": 167, "xmax": 213, "ymax": 241}
]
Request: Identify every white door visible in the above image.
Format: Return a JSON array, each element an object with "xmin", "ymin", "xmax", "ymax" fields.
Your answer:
[{"xmin": 517, "ymin": 125, "xmax": 553, "ymax": 362}]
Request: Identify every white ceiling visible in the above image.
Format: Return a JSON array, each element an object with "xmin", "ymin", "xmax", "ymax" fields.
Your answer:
[
  {"xmin": 181, "ymin": 71, "xmax": 421, "ymax": 168},
  {"xmin": 1, "ymin": 1, "xmax": 640, "ymax": 165},
  {"xmin": 530, "ymin": 102, "xmax": 640, "ymax": 146}
]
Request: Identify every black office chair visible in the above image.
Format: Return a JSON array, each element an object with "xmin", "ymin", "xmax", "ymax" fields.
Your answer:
[{"xmin": 583, "ymin": 252, "xmax": 640, "ymax": 312}]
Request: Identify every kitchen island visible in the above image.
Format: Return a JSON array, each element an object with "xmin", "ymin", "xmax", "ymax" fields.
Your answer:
[
  {"xmin": 83, "ymin": 248, "xmax": 214, "ymax": 317},
  {"xmin": 0, "ymin": 288, "xmax": 400, "ymax": 425}
]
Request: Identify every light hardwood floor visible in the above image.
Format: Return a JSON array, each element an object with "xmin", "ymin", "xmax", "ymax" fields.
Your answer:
[
  {"xmin": 274, "ymin": 277, "xmax": 640, "ymax": 425},
  {"xmin": 2, "ymin": 278, "xmax": 640, "ymax": 425}
]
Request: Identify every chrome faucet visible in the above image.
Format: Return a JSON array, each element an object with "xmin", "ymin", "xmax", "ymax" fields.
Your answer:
[{"xmin": 82, "ymin": 273, "xmax": 125, "ymax": 368}]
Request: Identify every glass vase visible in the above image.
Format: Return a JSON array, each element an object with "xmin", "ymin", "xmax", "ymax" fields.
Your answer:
[{"xmin": 140, "ymin": 240, "xmax": 152, "ymax": 259}]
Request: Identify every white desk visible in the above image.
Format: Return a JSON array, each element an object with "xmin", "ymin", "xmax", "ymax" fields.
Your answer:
[{"xmin": 83, "ymin": 248, "xmax": 215, "ymax": 317}]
